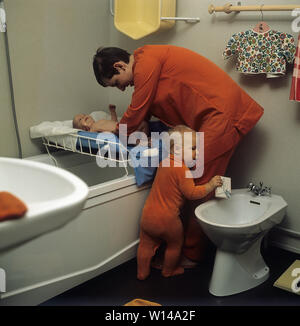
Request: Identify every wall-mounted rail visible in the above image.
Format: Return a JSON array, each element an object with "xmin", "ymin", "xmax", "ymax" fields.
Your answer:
[{"xmin": 208, "ymin": 3, "xmax": 300, "ymax": 14}]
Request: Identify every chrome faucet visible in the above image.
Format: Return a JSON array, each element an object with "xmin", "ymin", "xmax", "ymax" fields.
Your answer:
[{"xmin": 247, "ymin": 182, "xmax": 271, "ymax": 196}]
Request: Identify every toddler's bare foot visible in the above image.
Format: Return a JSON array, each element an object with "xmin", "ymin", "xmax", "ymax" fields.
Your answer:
[{"xmin": 137, "ymin": 272, "xmax": 149, "ymax": 281}]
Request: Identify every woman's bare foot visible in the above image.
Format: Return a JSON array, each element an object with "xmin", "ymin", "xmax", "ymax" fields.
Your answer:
[
  {"xmin": 152, "ymin": 254, "xmax": 199, "ymax": 270},
  {"xmin": 179, "ymin": 255, "xmax": 199, "ymax": 268},
  {"xmin": 151, "ymin": 258, "xmax": 163, "ymax": 270},
  {"xmin": 162, "ymin": 266, "xmax": 184, "ymax": 278}
]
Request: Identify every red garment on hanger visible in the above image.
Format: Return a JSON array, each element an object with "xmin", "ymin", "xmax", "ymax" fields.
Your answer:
[{"xmin": 290, "ymin": 34, "xmax": 300, "ymax": 102}]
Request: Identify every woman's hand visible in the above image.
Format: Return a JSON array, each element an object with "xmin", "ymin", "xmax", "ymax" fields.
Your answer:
[{"xmin": 136, "ymin": 120, "xmax": 149, "ymax": 136}]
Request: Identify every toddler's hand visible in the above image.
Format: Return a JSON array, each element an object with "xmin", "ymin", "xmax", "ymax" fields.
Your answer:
[{"xmin": 209, "ymin": 175, "xmax": 223, "ymax": 189}]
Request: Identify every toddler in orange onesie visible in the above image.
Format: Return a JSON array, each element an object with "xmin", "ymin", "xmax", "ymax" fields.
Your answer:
[{"xmin": 137, "ymin": 125, "xmax": 223, "ymax": 280}]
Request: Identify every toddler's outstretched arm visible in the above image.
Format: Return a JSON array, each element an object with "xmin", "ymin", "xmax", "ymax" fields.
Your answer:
[{"xmin": 180, "ymin": 172, "xmax": 223, "ymax": 200}]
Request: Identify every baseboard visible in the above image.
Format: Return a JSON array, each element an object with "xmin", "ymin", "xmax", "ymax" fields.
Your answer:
[{"xmin": 269, "ymin": 226, "xmax": 300, "ymax": 255}]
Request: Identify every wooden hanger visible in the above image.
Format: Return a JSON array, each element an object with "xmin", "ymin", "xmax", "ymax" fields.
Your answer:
[{"xmin": 253, "ymin": 5, "xmax": 271, "ymax": 33}]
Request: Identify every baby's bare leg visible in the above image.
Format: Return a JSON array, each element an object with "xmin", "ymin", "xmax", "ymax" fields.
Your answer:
[{"xmin": 109, "ymin": 104, "xmax": 118, "ymax": 122}]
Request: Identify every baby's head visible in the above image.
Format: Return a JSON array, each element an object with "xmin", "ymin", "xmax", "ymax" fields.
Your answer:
[
  {"xmin": 168, "ymin": 125, "xmax": 197, "ymax": 164},
  {"xmin": 73, "ymin": 114, "xmax": 95, "ymax": 131}
]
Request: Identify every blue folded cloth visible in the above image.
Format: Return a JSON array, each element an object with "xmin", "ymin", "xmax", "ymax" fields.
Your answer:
[
  {"xmin": 131, "ymin": 139, "xmax": 169, "ymax": 187},
  {"xmin": 76, "ymin": 121, "xmax": 170, "ymax": 187},
  {"xmin": 76, "ymin": 131, "xmax": 128, "ymax": 156},
  {"xmin": 129, "ymin": 121, "xmax": 170, "ymax": 186}
]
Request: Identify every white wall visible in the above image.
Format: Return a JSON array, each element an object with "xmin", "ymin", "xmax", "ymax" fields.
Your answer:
[{"xmin": 3, "ymin": 0, "xmax": 111, "ymax": 157}]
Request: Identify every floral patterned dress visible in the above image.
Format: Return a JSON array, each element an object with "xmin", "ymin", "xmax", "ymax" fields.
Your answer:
[{"xmin": 223, "ymin": 29, "xmax": 296, "ymax": 78}]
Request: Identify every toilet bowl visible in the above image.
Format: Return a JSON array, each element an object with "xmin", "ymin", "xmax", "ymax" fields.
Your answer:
[{"xmin": 195, "ymin": 188, "xmax": 287, "ymax": 296}]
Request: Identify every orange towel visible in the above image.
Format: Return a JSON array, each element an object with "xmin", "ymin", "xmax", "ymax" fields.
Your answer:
[
  {"xmin": 0, "ymin": 191, "xmax": 28, "ymax": 222},
  {"xmin": 124, "ymin": 299, "xmax": 161, "ymax": 306}
]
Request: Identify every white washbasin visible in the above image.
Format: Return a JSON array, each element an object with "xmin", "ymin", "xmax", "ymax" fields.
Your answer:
[{"xmin": 0, "ymin": 157, "xmax": 88, "ymax": 251}]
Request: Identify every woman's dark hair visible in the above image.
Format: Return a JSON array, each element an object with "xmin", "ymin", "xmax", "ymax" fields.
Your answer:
[{"xmin": 93, "ymin": 47, "xmax": 131, "ymax": 87}]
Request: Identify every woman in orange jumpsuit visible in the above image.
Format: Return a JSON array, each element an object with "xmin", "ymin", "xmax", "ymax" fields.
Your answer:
[{"xmin": 93, "ymin": 45, "xmax": 264, "ymax": 263}]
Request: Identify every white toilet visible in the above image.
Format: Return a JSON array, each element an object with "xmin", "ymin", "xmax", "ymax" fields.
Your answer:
[{"xmin": 195, "ymin": 188, "xmax": 287, "ymax": 297}]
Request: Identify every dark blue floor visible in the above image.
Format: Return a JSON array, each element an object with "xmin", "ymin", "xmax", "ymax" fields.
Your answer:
[{"xmin": 41, "ymin": 245, "xmax": 300, "ymax": 306}]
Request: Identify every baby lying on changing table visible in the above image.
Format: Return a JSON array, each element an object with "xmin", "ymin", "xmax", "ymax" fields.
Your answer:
[
  {"xmin": 73, "ymin": 104, "xmax": 118, "ymax": 133},
  {"xmin": 73, "ymin": 104, "xmax": 149, "ymax": 137}
]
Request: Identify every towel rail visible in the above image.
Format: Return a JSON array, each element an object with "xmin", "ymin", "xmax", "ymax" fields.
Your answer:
[{"xmin": 209, "ymin": 3, "xmax": 300, "ymax": 14}]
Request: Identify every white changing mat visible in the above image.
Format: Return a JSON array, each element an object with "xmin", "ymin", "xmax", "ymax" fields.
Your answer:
[{"xmin": 30, "ymin": 120, "xmax": 78, "ymax": 139}]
